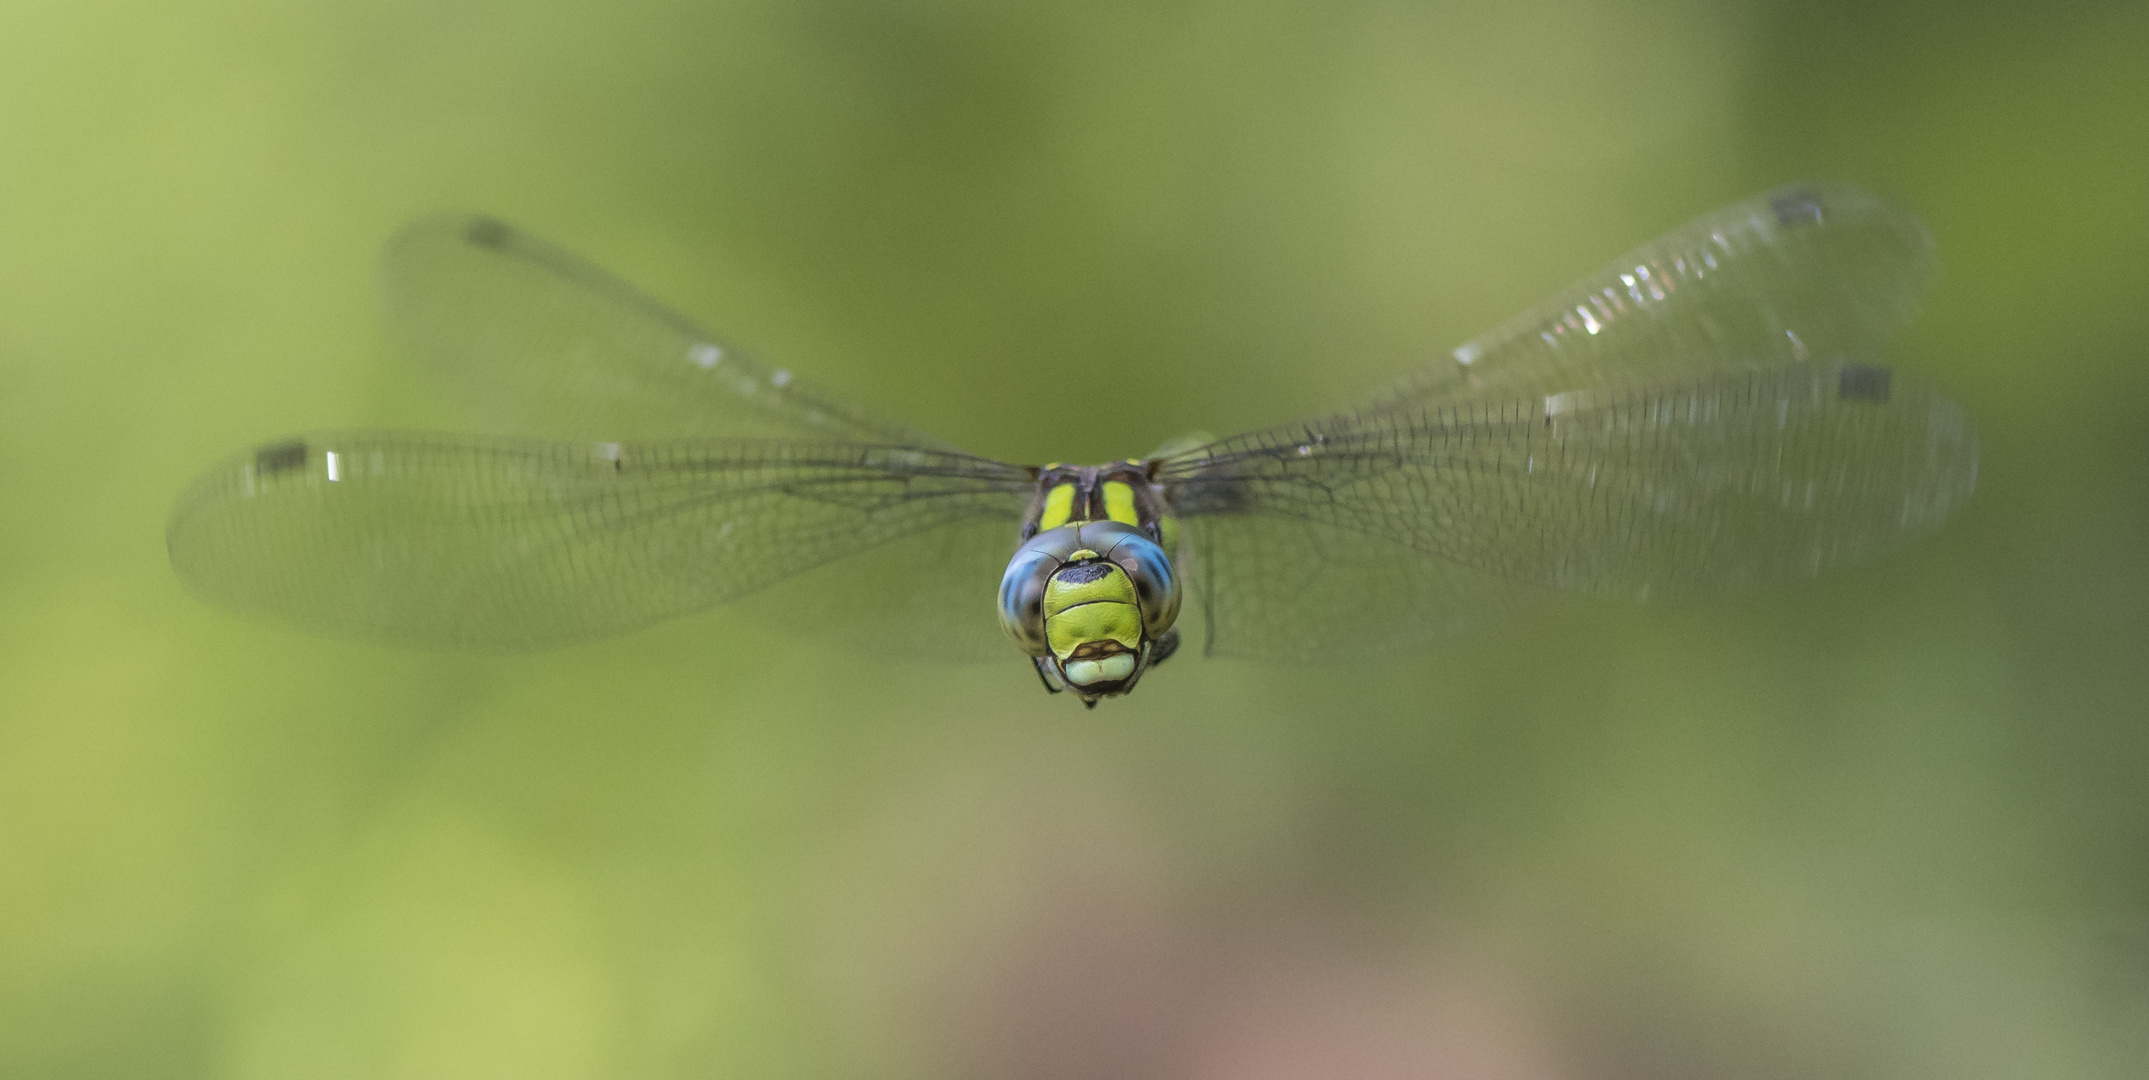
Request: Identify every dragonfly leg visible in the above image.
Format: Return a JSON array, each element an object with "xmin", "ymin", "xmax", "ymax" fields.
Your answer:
[{"xmin": 1147, "ymin": 626, "xmax": 1181, "ymax": 668}]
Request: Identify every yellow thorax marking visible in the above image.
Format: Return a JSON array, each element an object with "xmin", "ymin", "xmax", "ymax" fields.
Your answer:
[
  {"xmin": 1102, "ymin": 480, "xmax": 1138, "ymax": 526},
  {"xmin": 1038, "ymin": 482, "xmax": 1077, "ymax": 532}
]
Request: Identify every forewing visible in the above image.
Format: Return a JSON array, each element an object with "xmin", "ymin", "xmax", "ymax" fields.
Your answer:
[
  {"xmin": 168, "ymin": 433, "xmax": 1034, "ymax": 650},
  {"xmin": 1173, "ymin": 514, "xmax": 1502, "ymax": 660},
  {"xmin": 1357, "ymin": 184, "xmax": 1936, "ymax": 412},
  {"xmin": 1162, "ymin": 360, "xmax": 1977, "ymax": 658},
  {"xmin": 384, "ymin": 215, "xmax": 947, "ymax": 445}
]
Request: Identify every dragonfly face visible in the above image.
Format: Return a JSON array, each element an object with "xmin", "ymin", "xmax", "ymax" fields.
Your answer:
[
  {"xmin": 997, "ymin": 462, "xmax": 1183, "ymax": 706},
  {"xmin": 167, "ymin": 184, "xmax": 1979, "ymax": 707}
]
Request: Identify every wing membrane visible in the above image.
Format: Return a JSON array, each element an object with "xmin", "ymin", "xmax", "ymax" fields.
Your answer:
[
  {"xmin": 168, "ymin": 433, "xmax": 1034, "ymax": 649},
  {"xmin": 1355, "ymin": 183, "xmax": 1935, "ymax": 413},
  {"xmin": 384, "ymin": 215, "xmax": 947, "ymax": 445},
  {"xmin": 1162, "ymin": 360, "xmax": 1977, "ymax": 657}
]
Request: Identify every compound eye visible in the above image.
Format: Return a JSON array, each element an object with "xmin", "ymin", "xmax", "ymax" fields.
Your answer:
[
  {"xmin": 997, "ymin": 547, "xmax": 1058, "ymax": 656},
  {"xmin": 1110, "ymin": 533, "xmax": 1180, "ymax": 638}
]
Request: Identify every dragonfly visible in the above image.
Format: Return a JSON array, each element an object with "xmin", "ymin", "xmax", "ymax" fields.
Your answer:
[{"xmin": 168, "ymin": 184, "xmax": 1978, "ymax": 706}]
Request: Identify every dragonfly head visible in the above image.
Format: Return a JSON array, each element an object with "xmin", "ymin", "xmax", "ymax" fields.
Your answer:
[{"xmin": 998, "ymin": 520, "xmax": 1181, "ymax": 704}]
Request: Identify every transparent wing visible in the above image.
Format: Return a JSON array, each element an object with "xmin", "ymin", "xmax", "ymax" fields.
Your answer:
[
  {"xmin": 1354, "ymin": 183, "xmax": 1936, "ymax": 413},
  {"xmin": 1160, "ymin": 360, "xmax": 1977, "ymax": 658},
  {"xmin": 383, "ymin": 214, "xmax": 949, "ymax": 446},
  {"xmin": 168, "ymin": 433, "xmax": 1035, "ymax": 650}
]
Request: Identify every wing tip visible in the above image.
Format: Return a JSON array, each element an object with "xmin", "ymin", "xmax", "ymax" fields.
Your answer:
[{"xmin": 1759, "ymin": 180, "xmax": 1936, "ymax": 260}]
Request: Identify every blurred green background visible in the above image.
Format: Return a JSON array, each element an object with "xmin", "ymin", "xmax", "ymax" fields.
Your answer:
[{"xmin": 2, "ymin": 0, "xmax": 2146, "ymax": 1077}]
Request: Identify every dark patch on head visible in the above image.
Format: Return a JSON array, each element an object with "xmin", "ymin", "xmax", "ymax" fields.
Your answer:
[
  {"xmin": 463, "ymin": 216, "xmax": 513, "ymax": 250},
  {"xmin": 1771, "ymin": 191, "xmax": 1825, "ymax": 229},
  {"xmin": 254, "ymin": 439, "xmax": 309, "ymax": 475},
  {"xmin": 1056, "ymin": 562, "xmax": 1116, "ymax": 585},
  {"xmin": 1838, "ymin": 363, "xmax": 1892, "ymax": 403}
]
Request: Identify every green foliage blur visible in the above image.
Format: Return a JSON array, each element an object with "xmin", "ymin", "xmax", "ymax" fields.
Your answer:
[{"xmin": 2, "ymin": 1, "xmax": 2145, "ymax": 1077}]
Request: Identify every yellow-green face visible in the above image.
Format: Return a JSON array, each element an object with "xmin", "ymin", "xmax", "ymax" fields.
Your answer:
[{"xmin": 1041, "ymin": 556, "xmax": 1143, "ymax": 686}]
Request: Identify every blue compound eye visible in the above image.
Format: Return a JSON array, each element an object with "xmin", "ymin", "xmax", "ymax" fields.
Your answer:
[
  {"xmin": 1104, "ymin": 529, "xmax": 1179, "ymax": 639},
  {"xmin": 997, "ymin": 545, "xmax": 1060, "ymax": 657}
]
